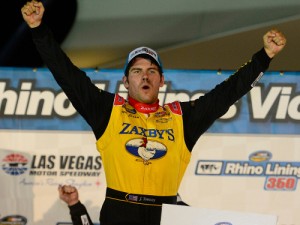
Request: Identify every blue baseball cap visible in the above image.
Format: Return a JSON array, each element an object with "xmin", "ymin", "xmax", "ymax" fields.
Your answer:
[{"xmin": 124, "ymin": 46, "xmax": 163, "ymax": 75}]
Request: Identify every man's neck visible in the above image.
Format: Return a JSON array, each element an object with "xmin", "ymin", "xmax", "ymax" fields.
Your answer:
[{"xmin": 128, "ymin": 96, "xmax": 159, "ymax": 114}]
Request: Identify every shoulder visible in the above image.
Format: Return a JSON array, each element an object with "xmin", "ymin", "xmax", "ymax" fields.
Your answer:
[
  {"xmin": 113, "ymin": 94, "xmax": 126, "ymax": 106},
  {"xmin": 164, "ymin": 101, "xmax": 182, "ymax": 115}
]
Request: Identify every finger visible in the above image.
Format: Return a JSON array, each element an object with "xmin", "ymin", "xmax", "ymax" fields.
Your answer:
[
  {"xmin": 22, "ymin": 5, "xmax": 35, "ymax": 16},
  {"xmin": 276, "ymin": 39, "xmax": 285, "ymax": 46},
  {"xmin": 263, "ymin": 31, "xmax": 275, "ymax": 43},
  {"xmin": 58, "ymin": 185, "xmax": 64, "ymax": 198},
  {"xmin": 33, "ymin": 1, "xmax": 43, "ymax": 15},
  {"xmin": 22, "ymin": 1, "xmax": 41, "ymax": 14},
  {"xmin": 58, "ymin": 184, "xmax": 65, "ymax": 193},
  {"xmin": 33, "ymin": 0, "xmax": 42, "ymax": 7},
  {"xmin": 272, "ymin": 34, "xmax": 286, "ymax": 46},
  {"xmin": 62, "ymin": 185, "xmax": 76, "ymax": 193}
]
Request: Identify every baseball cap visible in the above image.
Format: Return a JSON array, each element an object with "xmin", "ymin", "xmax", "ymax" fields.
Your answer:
[{"xmin": 124, "ymin": 46, "xmax": 163, "ymax": 74}]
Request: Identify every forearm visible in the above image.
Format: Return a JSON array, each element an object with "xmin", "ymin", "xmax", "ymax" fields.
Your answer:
[
  {"xmin": 212, "ymin": 47, "xmax": 271, "ymax": 105},
  {"xmin": 30, "ymin": 23, "xmax": 93, "ymax": 93},
  {"xmin": 69, "ymin": 201, "xmax": 94, "ymax": 225},
  {"xmin": 182, "ymin": 48, "xmax": 272, "ymax": 150}
]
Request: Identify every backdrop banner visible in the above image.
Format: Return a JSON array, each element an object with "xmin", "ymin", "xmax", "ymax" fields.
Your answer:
[{"xmin": 0, "ymin": 67, "xmax": 299, "ymax": 225}]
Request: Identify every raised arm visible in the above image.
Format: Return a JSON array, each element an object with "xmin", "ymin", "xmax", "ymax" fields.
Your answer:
[
  {"xmin": 182, "ymin": 29, "xmax": 287, "ymax": 151},
  {"xmin": 21, "ymin": 1, "xmax": 114, "ymax": 139}
]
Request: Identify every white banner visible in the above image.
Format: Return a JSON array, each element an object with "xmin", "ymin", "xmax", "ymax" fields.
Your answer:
[{"xmin": 161, "ymin": 204, "xmax": 277, "ymax": 225}]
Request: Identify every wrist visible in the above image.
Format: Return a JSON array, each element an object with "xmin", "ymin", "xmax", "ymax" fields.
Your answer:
[
  {"xmin": 29, "ymin": 21, "xmax": 42, "ymax": 29},
  {"xmin": 68, "ymin": 199, "xmax": 79, "ymax": 206},
  {"xmin": 264, "ymin": 47, "xmax": 275, "ymax": 59}
]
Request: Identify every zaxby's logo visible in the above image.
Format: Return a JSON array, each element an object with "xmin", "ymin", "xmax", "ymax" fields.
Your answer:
[
  {"xmin": 2, "ymin": 153, "xmax": 28, "ymax": 176},
  {"xmin": 195, "ymin": 150, "xmax": 299, "ymax": 191},
  {"xmin": 125, "ymin": 138, "xmax": 167, "ymax": 165}
]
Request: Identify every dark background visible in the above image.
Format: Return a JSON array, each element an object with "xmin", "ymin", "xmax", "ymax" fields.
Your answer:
[{"xmin": 0, "ymin": 0, "xmax": 77, "ymax": 67}]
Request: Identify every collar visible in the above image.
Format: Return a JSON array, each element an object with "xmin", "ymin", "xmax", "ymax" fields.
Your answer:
[{"xmin": 128, "ymin": 96, "xmax": 159, "ymax": 114}]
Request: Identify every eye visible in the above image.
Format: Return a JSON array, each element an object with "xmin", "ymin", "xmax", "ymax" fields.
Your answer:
[
  {"xmin": 131, "ymin": 69, "xmax": 141, "ymax": 74},
  {"xmin": 149, "ymin": 69, "xmax": 158, "ymax": 74}
]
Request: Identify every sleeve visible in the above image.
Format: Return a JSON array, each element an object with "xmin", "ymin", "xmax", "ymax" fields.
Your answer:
[
  {"xmin": 69, "ymin": 201, "xmax": 94, "ymax": 225},
  {"xmin": 181, "ymin": 48, "xmax": 272, "ymax": 151},
  {"xmin": 30, "ymin": 24, "xmax": 114, "ymax": 139}
]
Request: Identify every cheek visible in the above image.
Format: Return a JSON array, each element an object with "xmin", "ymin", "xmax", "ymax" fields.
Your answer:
[
  {"xmin": 124, "ymin": 77, "xmax": 131, "ymax": 89},
  {"xmin": 124, "ymin": 81, "xmax": 129, "ymax": 89}
]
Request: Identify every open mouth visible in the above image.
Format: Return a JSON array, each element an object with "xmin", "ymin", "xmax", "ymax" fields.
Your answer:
[{"xmin": 142, "ymin": 85, "xmax": 150, "ymax": 90}]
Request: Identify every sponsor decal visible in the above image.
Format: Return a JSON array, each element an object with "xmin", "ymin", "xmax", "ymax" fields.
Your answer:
[
  {"xmin": 123, "ymin": 103, "xmax": 137, "ymax": 114},
  {"xmin": 125, "ymin": 138, "xmax": 167, "ymax": 165},
  {"xmin": 155, "ymin": 117, "xmax": 172, "ymax": 123},
  {"xmin": 0, "ymin": 215, "xmax": 27, "ymax": 225},
  {"xmin": 2, "ymin": 153, "xmax": 28, "ymax": 176},
  {"xmin": 57, "ymin": 223, "xmax": 100, "ymax": 225},
  {"xmin": 215, "ymin": 223, "xmax": 232, "ymax": 225},
  {"xmin": 56, "ymin": 223, "xmax": 73, "ymax": 225},
  {"xmin": 119, "ymin": 123, "xmax": 175, "ymax": 141},
  {"xmin": 80, "ymin": 215, "xmax": 90, "ymax": 225},
  {"xmin": 154, "ymin": 110, "xmax": 168, "ymax": 118},
  {"xmin": 251, "ymin": 72, "xmax": 264, "ymax": 87},
  {"xmin": 1, "ymin": 151, "xmax": 103, "ymax": 188},
  {"xmin": 128, "ymin": 47, "xmax": 158, "ymax": 63},
  {"xmin": 249, "ymin": 150, "xmax": 272, "ymax": 162},
  {"xmin": 195, "ymin": 150, "xmax": 299, "ymax": 191},
  {"xmin": 128, "ymin": 194, "xmax": 139, "ymax": 202}
]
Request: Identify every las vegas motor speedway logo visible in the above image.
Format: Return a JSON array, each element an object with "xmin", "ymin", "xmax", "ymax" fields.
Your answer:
[
  {"xmin": 195, "ymin": 150, "xmax": 300, "ymax": 191},
  {"xmin": 1, "ymin": 152, "xmax": 102, "ymax": 178},
  {"xmin": 2, "ymin": 153, "xmax": 28, "ymax": 176}
]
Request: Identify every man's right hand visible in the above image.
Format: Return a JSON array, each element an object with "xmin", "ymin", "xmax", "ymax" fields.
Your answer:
[{"xmin": 21, "ymin": 0, "xmax": 44, "ymax": 28}]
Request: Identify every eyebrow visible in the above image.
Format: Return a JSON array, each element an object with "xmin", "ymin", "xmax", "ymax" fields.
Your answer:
[{"xmin": 130, "ymin": 67, "xmax": 159, "ymax": 71}]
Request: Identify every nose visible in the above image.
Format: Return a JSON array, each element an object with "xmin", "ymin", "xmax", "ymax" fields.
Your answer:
[{"xmin": 142, "ymin": 72, "xmax": 149, "ymax": 81}]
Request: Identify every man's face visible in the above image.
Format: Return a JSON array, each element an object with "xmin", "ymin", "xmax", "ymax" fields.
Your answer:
[{"xmin": 123, "ymin": 57, "xmax": 164, "ymax": 104}]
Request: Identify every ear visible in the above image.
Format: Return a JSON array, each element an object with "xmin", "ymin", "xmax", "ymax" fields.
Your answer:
[
  {"xmin": 159, "ymin": 74, "xmax": 165, "ymax": 87},
  {"xmin": 122, "ymin": 76, "xmax": 129, "ymax": 89}
]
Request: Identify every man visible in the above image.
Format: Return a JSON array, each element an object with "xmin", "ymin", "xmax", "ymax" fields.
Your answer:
[{"xmin": 21, "ymin": 1, "xmax": 286, "ymax": 225}]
